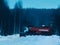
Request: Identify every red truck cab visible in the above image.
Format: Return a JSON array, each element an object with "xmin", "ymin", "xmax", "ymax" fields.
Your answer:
[{"xmin": 26, "ymin": 24, "xmax": 54, "ymax": 35}]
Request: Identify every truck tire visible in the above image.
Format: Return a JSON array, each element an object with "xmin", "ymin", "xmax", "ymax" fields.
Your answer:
[
  {"xmin": 20, "ymin": 33, "xmax": 26, "ymax": 37},
  {"xmin": 57, "ymin": 29, "xmax": 60, "ymax": 36}
]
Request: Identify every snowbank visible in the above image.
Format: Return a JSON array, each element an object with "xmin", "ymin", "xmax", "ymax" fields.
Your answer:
[{"xmin": 0, "ymin": 34, "xmax": 60, "ymax": 45}]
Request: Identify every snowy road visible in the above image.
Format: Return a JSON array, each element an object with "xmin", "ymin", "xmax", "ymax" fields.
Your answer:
[{"xmin": 0, "ymin": 34, "xmax": 60, "ymax": 45}]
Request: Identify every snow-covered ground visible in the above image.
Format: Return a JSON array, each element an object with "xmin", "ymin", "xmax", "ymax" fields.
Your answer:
[{"xmin": 0, "ymin": 34, "xmax": 60, "ymax": 45}]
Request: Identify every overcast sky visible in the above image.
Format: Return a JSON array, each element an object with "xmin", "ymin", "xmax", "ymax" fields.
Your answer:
[{"xmin": 7, "ymin": 0, "xmax": 60, "ymax": 9}]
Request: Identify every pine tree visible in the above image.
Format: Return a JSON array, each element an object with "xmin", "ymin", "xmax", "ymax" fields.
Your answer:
[
  {"xmin": 14, "ymin": 1, "xmax": 23, "ymax": 34},
  {"xmin": 0, "ymin": 0, "xmax": 14, "ymax": 36}
]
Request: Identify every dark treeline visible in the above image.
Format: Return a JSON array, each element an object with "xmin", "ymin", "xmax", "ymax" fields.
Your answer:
[
  {"xmin": 0, "ymin": 0, "xmax": 22, "ymax": 36},
  {"xmin": 0, "ymin": 0, "xmax": 14, "ymax": 36},
  {"xmin": 53, "ymin": 8, "xmax": 60, "ymax": 35},
  {"xmin": 0, "ymin": 0, "xmax": 60, "ymax": 36}
]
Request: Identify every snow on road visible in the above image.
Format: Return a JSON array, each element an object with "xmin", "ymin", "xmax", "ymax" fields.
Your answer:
[{"xmin": 0, "ymin": 34, "xmax": 60, "ymax": 45}]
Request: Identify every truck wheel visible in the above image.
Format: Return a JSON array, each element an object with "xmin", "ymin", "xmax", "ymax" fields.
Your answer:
[
  {"xmin": 48, "ymin": 29, "xmax": 54, "ymax": 35},
  {"xmin": 20, "ymin": 33, "xmax": 26, "ymax": 37},
  {"xmin": 57, "ymin": 29, "xmax": 60, "ymax": 36}
]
